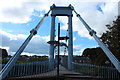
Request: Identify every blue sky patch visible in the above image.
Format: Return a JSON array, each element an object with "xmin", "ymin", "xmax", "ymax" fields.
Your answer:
[{"xmin": 96, "ymin": 2, "xmax": 106, "ymax": 13}]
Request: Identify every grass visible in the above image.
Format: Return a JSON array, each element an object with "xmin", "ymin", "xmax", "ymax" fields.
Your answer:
[
  {"xmin": 75, "ymin": 67, "xmax": 95, "ymax": 74},
  {"xmin": 1, "ymin": 58, "xmax": 48, "ymax": 64}
]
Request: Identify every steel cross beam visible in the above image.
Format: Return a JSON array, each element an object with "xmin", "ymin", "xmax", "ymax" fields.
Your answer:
[
  {"xmin": 73, "ymin": 9, "xmax": 120, "ymax": 73},
  {"xmin": 0, "ymin": 10, "xmax": 51, "ymax": 79}
]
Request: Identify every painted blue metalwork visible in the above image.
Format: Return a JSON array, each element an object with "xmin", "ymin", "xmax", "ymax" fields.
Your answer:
[
  {"xmin": 73, "ymin": 9, "xmax": 120, "ymax": 73},
  {"xmin": 68, "ymin": 15, "xmax": 73, "ymax": 70},
  {"xmin": 49, "ymin": 15, "xmax": 56, "ymax": 69},
  {"xmin": 1, "ymin": 61, "xmax": 49, "ymax": 78},
  {"xmin": 0, "ymin": 10, "xmax": 51, "ymax": 79},
  {"xmin": 73, "ymin": 62, "xmax": 120, "ymax": 79},
  {"xmin": 50, "ymin": 4, "xmax": 73, "ymax": 70},
  {"xmin": 1, "ymin": 4, "xmax": 120, "ymax": 80},
  {"xmin": 51, "ymin": 5, "xmax": 73, "ymax": 16}
]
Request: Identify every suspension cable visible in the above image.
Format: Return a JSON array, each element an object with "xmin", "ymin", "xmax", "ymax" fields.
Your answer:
[
  {"xmin": 0, "ymin": 9, "xmax": 51, "ymax": 79},
  {"xmin": 73, "ymin": 9, "xmax": 120, "ymax": 73}
]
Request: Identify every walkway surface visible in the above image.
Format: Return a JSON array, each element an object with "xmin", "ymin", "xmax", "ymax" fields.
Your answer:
[{"xmin": 6, "ymin": 65, "xmax": 95, "ymax": 80}]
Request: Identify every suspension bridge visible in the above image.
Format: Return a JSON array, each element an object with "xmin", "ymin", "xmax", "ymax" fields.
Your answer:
[{"xmin": 0, "ymin": 4, "xmax": 120, "ymax": 80}]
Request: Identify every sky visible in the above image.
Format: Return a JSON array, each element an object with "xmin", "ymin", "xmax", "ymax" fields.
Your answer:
[{"xmin": 0, "ymin": 0, "xmax": 119, "ymax": 56}]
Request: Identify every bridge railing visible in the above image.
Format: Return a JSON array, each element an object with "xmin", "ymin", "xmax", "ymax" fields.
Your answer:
[
  {"xmin": 73, "ymin": 62, "xmax": 120, "ymax": 79},
  {"xmin": 1, "ymin": 60, "xmax": 55, "ymax": 78}
]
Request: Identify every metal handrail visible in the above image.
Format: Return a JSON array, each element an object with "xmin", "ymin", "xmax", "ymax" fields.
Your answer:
[
  {"xmin": 0, "ymin": 10, "xmax": 51, "ymax": 79},
  {"xmin": 73, "ymin": 9, "xmax": 120, "ymax": 73}
]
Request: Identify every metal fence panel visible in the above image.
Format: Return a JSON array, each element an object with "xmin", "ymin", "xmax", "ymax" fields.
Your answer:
[
  {"xmin": 73, "ymin": 62, "xmax": 120, "ymax": 79},
  {"xmin": 0, "ymin": 60, "xmax": 52, "ymax": 78}
]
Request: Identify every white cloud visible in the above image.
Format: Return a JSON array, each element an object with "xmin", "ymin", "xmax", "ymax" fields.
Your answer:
[
  {"xmin": 0, "ymin": 0, "xmax": 31, "ymax": 23},
  {"xmin": 0, "ymin": 0, "xmax": 119, "ymax": 56},
  {"xmin": 0, "ymin": 0, "xmax": 118, "ymax": 38},
  {"xmin": 0, "ymin": 30, "xmax": 17, "ymax": 40},
  {"xmin": 0, "ymin": 30, "xmax": 79, "ymax": 56},
  {"xmin": 54, "ymin": 1, "xmax": 118, "ymax": 39},
  {"xmin": 0, "ymin": 0, "xmax": 51, "ymax": 23},
  {"xmin": 0, "ymin": 30, "xmax": 50, "ymax": 55},
  {"xmin": 58, "ymin": 1, "xmax": 118, "ymax": 39},
  {"xmin": 21, "ymin": 52, "xmax": 49, "ymax": 56},
  {"xmin": 0, "ymin": 46, "xmax": 9, "ymax": 52},
  {"xmin": 73, "ymin": 45, "xmax": 82, "ymax": 55}
]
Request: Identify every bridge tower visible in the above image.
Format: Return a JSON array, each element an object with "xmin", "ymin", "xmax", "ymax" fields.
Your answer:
[{"xmin": 49, "ymin": 4, "xmax": 74, "ymax": 70}]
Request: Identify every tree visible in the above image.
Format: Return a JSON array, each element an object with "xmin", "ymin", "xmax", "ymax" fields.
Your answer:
[
  {"xmin": 82, "ymin": 16, "xmax": 120, "ymax": 65},
  {"xmin": 100, "ymin": 16, "xmax": 120, "ymax": 61},
  {"xmin": 82, "ymin": 47, "xmax": 109, "ymax": 65},
  {"xmin": 0, "ymin": 48, "xmax": 8, "ymax": 58},
  {"xmin": 82, "ymin": 48, "xmax": 97, "ymax": 63}
]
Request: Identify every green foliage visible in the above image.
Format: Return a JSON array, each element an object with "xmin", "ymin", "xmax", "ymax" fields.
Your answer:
[
  {"xmin": 82, "ymin": 16, "xmax": 120, "ymax": 65},
  {"xmin": 0, "ymin": 48, "xmax": 8, "ymax": 58},
  {"xmin": 2, "ymin": 57, "xmax": 48, "ymax": 64},
  {"xmin": 75, "ymin": 68, "xmax": 95, "ymax": 74},
  {"xmin": 82, "ymin": 47, "xmax": 108, "ymax": 65},
  {"xmin": 18, "ymin": 57, "xmax": 48, "ymax": 63},
  {"xmin": 1, "ymin": 59, "xmax": 9, "ymax": 64},
  {"xmin": 100, "ymin": 16, "xmax": 120, "ymax": 60}
]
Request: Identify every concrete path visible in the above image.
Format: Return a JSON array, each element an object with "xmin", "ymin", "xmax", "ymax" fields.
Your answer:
[
  {"xmin": 7, "ymin": 65, "xmax": 83, "ymax": 79},
  {"xmin": 6, "ymin": 65, "xmax": 97, "ymax": 80}
]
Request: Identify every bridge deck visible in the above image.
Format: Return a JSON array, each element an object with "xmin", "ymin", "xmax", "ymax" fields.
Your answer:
[{"xmin": 6, "ymin": 65, "xmax": 95, "ymax": 80}]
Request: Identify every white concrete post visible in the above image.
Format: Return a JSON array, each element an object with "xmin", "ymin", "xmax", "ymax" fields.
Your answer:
[
  {"xmin": 68, "ymin": 15, "xmax": 73, "ymax": 70},
  {"xmin": 49, "ymin": 15, "xmax": 55, "ymax": 69}
]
